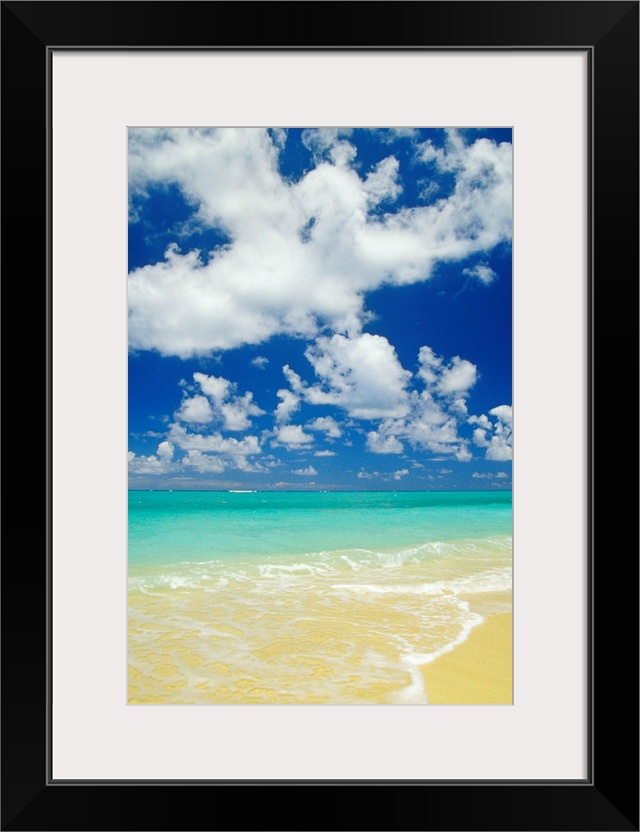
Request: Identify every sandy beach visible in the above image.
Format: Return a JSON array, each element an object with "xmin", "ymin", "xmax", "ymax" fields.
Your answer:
[
  {"xmin": 128, "ymin": 493, "xmax": 512, "ymax": 705},
  {"xmin": 129, "ymin": 593, "xmax": 512, "ymax": 705},
  {"xmin": 421, "ymin": 612, "xmax": 512, "ymax": 704}
]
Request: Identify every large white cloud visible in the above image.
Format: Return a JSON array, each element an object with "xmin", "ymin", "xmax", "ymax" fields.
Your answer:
[{"xmin": 129, "ymin": 128, "xmax": 512, "ymax": 358}]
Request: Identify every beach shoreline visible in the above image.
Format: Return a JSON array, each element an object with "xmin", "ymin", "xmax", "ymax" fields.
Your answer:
[
  {"xmin": 128, "ymin": 492, "xmax": 512, "ymax": 705},
  {"xmin": 420, "ymin": 611, "xmax": 512, "ymax": 704}
]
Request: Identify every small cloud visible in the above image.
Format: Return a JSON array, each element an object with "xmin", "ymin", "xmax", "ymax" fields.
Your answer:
[
  {"xmin": 128, "ymin": 441, "xmax": 175, "ymax": 476},
  {"xmin": 272, "ymin": 424, "xmax": 314, "ymax": 449},
  {"xmin": 190, "ymin": 372, "xmax": 265, "ymax": 432},
  {"xmin": 292, "ymin": 466, "xmax": 318, "ymax": 476},
  {"xmin": 392, "ymin": 468, "xmax": 409, "ymax": 480},
  {"xmin": 314, "ymin": 450, "xmax": 336, "ymax": 457},
  {"xmin": 468, "ymin": 413, "xmax": 492, "ymax": 429},
  {"xmin": 357, "ymin": 469, "xmax": 379, "ymax": 479},
  {"xmin": 275, "ymin": 389, "xmax": 300, "ymax": 425},
  {"xmin": 251, "ymin": 356, "xmax": 269, "ymax": 369},
  {"xmin": 463, "ymin": 263, "xmax": 496, "ymax": 285},
  {"xmin": 175, "ymin": 395, "xmax": 214, "ymax": 424},
  {"xmin": 439, "ymin": 468, "xmax": 453, "ymax": 475},
  {"xmin": 418, "ymin": 180, "xmax": 440, "ymax": 202},
  {"xmin": 469, "ymin": 405, "xmax": 512, "ymax": 461},
  {"xmin": 308, "ymin": 416, "xmax": 342, "ymax": 438}
]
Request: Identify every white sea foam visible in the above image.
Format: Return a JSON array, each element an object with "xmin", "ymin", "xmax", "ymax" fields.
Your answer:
[
  {"xmin": 157, "ymin": 574, "xmax": 202, "ymax": 589},
  {"xmin": 390, "ymin": 659, "xmax": 430, "ymax": 704},
  {"xmin": 324, "ymin": 536, "xmax": 512, "ymax": 570},
  {"xmin": 409, "ymin": 607, "xmax": 485, "ymax": 669},
  {"xmin": 331, "ymin": 568, "xmax": 511, "ymax": 598},
  {"xmin": 257, "ymin": 562, "xmax": 338, "ymax": 578},
  {"xmin": 136, "ymin": 587, "xmax": 166, "ymax": 598},
  {"xmin": 339, "ymin": 555, "xmax": 365, "ymax": 571}
]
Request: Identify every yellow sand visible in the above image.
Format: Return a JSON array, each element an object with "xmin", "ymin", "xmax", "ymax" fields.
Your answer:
[{"xmin": 421, "ymin": 612, "xmax": 512, "ymax": 704}]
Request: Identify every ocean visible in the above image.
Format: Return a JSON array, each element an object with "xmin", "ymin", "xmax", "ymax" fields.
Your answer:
[{"xmin": 128, "ymin": 490, "xmax": 512, "ymax": 704}]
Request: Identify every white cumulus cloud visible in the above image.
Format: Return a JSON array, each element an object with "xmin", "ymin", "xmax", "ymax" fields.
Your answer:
[
  {"xmin": 168, "ymin": 423, "xmax": 262, "ymax": 455},
  {"xmin": 275, "ymin": 388, "xmax": 300, "ymax": 425},
  {"xmin": 463, "ymin": 263, "xmax": 497, "ymax": 285},
  {"xmin": 272, "ymin": 424, "xmax": 314, "ymax": 450},
  {"xmin": 193, "ymin": 372, "xmax": 264, "ymax": 432},
  {"xmin": 128, "ymin": 441, "xmax": 175, "ymax": 475},
  {"xmin": 360, "ymin": 344, "xmax": 478, "ymax": 460},
  {"xmin": 357, "ymin": 469, "xmax": 379, "ymax": 479},
  {"xmin": 292, "ymin": 466, "xmax": 318, "ymax": 476},
  {"xmin": 303, "ymin": 333, "xmax": 411, "ymax": 419},
  {"xmin": 182, "ymin": 450, "xmax": 227, "ymax": 474},
  {"xmin": 175, "ymin": 394, "xmax": 214, "ymax": 424},
  {"xmin": 366, "ymin": 431, "xmax": 404, "ymax": 454},
  {"xmin": 308, "ymin": 416, "xmax": 342, "ymax": 438},
  {"xmin": 129, "ymin": 128, "xmax": 512, "ymax": 358},
  {"xmin": 470, "ymin": 405, "xmax": 512, "ymax": 460}
]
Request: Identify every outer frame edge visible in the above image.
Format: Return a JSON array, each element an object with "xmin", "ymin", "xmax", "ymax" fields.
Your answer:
[{"xmin": 2, "ymin": 1, "xmax": 637, "ymax": 830}]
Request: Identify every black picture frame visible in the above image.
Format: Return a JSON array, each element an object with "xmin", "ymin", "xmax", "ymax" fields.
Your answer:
[{"xmin": 2, "ymin": 2, "xmax": 638, "ymax": 830}]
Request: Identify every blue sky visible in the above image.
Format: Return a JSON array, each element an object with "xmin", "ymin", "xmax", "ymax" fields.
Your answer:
[{"xmin": 128, "ymin": 128, "xmax": 512, "ymax": 491}]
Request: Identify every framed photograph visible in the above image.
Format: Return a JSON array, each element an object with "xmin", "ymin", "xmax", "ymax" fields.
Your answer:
[
  {"xmin": 125, "ymin": 120, "xmax": 515, "ymax": 712},
  {"xmin": 2, "ymin": 2, "xmax": 637, "ymax": 830}
]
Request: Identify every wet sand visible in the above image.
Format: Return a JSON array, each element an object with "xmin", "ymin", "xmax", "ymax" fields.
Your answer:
[
  {"xmin": 420, "ymin": 612, "xmax": 512, "ymax": 704},
  {"xmin": 128, "ymin": 585, "xmax": 512, "ymax": 705}
]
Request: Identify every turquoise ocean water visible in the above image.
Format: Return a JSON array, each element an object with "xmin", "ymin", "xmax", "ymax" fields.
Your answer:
[
  {"xmin": 129, "ymin": 490, "xmax": 511, "ymax": 567},
  {"xmin": 128, "ymin": 491, "xmax": 512, "ymax": 703}
]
